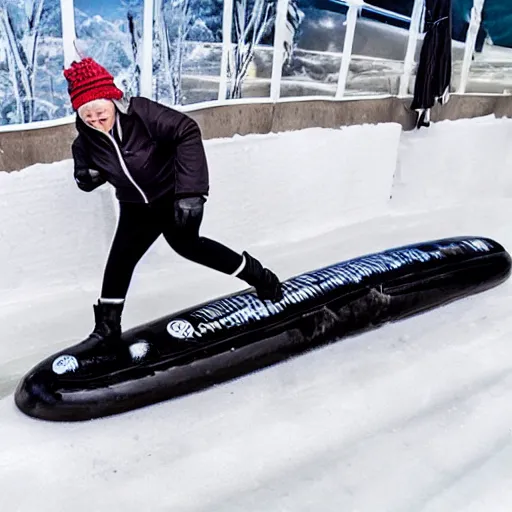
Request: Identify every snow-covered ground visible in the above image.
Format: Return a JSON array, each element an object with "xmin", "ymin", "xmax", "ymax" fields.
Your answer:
[{"xmin": 1, "ymin": 114, "xmax": 512, "ymax": 511}]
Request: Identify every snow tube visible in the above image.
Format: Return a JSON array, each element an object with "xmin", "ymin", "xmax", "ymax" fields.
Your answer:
[{"xmin": 15, "ymin": 236, "xmax": 511, "ymax": 422}]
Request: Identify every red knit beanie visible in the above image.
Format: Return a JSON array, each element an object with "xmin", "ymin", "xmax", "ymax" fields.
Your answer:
[{"xmin": 63, "ymin": 58, "xmax": 123, "ymax": 111}]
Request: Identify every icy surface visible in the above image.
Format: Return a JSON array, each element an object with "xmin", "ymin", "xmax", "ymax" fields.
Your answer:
[{"xmin": 1, "ymin": 116, "xmax": 512, "ymax": 511}]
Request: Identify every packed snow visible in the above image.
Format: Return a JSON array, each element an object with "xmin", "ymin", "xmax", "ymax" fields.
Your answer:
[{"xmin": 1, "ymin": 115, "xmax": 512, "ymax": 511}]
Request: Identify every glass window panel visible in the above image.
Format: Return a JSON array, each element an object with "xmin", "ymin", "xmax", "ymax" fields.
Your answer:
[
  {"xmin": 0, "ymin": 0, "xmax": 68, "ymax": 125},
  {"xmin": 225, "ymin": 0, "xmax": 275, "ymax": 100},
  {"xmin": 153, "ymin": 0, "xmax": 226, "ymax": 106},
  {"xmin": 453, "ymin": 0, "xmax": 512, "ymax": 94},
  {"xmin": 280, "ymin": 0, "xmax": 346, "ymax": 98},
  {"xmin": 74, "ymin": 0, "xmax": 144, "ymax": 97},
  {"xmin": 343, "ymin": 0, "xmax": 414, "ymax": 97}
]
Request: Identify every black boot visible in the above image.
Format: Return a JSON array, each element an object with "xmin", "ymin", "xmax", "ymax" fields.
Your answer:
[
  {"xmin": 80, "ymin": 300, "xmax": 124, "ymax": 350},
  {"xmin": 238, "ymin": 252, "xmax": 283, "ymax": 302}
]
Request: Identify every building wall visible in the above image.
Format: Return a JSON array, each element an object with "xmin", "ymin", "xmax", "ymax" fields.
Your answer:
[{"xmin": 1, "ymin": 94, "xmax": 512, "ymax": 173}]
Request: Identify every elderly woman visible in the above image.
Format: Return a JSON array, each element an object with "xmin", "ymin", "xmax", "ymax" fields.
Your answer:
[{"xmin": 64, "ymin": 57, "xmax": 282, "ymax": 345}]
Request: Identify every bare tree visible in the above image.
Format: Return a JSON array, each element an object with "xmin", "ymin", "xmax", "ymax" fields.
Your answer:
[
  {"xmin": 226, "ymin": 0, "xmax": 304, "ymax": 100},
  {"xmin": 0, "ymin": 0, "xmax": 45, "ymax": 123},
  {"xmin": 154, "ymin": 0, "xmax": 192, "ymax": 105},
  {"xmin": 228, "ymin": 0, "xmax": 275, "ymax": 99},
  {"xmin": 169, "ymin": 0, "xmax": 192, "ymax": 104},
  {"xmin": 121, "ymin": 0, "xmax": 142, "ymax": 97}
]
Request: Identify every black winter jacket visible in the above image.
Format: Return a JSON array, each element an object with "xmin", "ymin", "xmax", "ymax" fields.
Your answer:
[{"xmin": 72, "ymin": 97, "xmax": 209, "ymax": 203}]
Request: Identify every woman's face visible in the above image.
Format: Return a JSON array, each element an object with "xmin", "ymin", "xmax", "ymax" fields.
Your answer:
[{"xmin": 79, "ymin": 100, "xmax": 116, "ymax": 133}]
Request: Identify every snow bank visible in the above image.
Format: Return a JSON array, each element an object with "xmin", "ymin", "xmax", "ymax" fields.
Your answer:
[
  {"xmin": 200, "ymin": 124, "xmax": 401, "ymax": 247},
  {"xmin": 0, "ymin": 162, "xmax": 117, "ymax": 303},
  {"xmin": 392, "ymin": 115, "xmax": 512, "ymax": 210},
  {"xmin": 0, "ymin": 123, "xmax": 400, "ymax": 305}
]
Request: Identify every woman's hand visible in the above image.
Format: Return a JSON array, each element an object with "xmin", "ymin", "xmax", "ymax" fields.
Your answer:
[
  {"xmin": 174, "ymin": 196, "xmax": 206, "ymax": 230},
  {"xmin": 74, "ymin": 168, "xmax": 106, "ymax": 192}
]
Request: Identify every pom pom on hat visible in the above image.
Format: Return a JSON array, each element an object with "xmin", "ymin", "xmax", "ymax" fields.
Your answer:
[{"xmin": 63, "ymin": 57, "xmax": 123, "ymax": 111}]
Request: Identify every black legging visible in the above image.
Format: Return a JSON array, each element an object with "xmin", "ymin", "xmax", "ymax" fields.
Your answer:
[{"xmin": 101, "ymin": 195, "xmax": 243, "ymax": 299}]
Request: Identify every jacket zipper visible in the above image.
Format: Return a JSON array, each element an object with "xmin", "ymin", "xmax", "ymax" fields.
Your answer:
[
  {"xmin": 107, "ymin": 133, "xmax": 149, "ymax": 204},
  {"xmin": 91, "ymin": 115, "xmax": 149, "ymax": 204}
]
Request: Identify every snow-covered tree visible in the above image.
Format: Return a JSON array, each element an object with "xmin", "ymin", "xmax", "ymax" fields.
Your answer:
[
  {"xmin": 150, "ymin": 0, "xmax": 304, "ymax": 104},
  {"xmin": 228, "ymin": 0, "xmax": 275, "ymax": 99},
  {"xmin": 227, "ymin": 0, "xmax": 303, "ymax": 99},
  {"xmin": 0, "ymin": 0, "xmax": 45, "ymax": 123},
  {"xmin": 153, "ymin": 0, "xmax": 192, "ymax": 105},
  {"xmin": 121, "ymin": 0, "xmax": 143, "ymax": 96}
]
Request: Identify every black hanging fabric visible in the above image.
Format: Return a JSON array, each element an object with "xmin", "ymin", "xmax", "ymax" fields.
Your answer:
[{"xmin": 411, "ymin": 0, "xmax": 453, "ymax": 128}]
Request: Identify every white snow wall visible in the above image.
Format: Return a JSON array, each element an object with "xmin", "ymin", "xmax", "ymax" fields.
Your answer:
[{"xmin": 1, "ymin": 116, "xmax": 512, "ymax": 307}]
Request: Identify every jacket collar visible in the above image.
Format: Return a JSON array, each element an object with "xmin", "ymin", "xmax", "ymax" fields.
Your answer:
[{"xmin": 113, "ymin": 96, "xmax": 130, "ymax": 114}]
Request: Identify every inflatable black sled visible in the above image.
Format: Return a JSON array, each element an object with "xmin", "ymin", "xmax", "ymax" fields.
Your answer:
[{"xmin": 15, "ymin": 236, "xmax": 511, "ymax": 422}]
